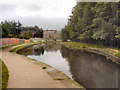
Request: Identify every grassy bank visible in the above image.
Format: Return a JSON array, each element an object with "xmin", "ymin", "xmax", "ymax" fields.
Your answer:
[
  {"xmin": 0, "ymin": 43, "xmax": 24, "ymax": 50},
  {"xmin": 64, "ymin": 42, "xmax": 120, "ymax": 58},
  {"xmin": 0, "ymin": 59, "xmax": 9, "ymax": 89},
  {"xmin": 9, "ymin": 41, "xmax": 59, "ymax": 52}
]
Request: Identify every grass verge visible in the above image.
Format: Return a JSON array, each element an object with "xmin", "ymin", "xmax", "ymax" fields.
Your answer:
[
  {"xmin": 0, "ymin": 59, "xmax": 9, "ymax": 89},
  {"xmin": 64, "ymin": 42, "xmax": 120, "ymax": 58},
  {"xmin": 0, "ymin": 43, "xmax": 24, "ymax": 50}
]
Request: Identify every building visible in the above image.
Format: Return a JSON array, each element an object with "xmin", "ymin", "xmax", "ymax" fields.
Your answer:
[{"xmin": 44, "ymin": 30, "xmax": 61, "ymax": 39}]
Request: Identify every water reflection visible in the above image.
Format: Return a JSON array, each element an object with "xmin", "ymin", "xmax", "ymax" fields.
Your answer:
[
  {"xmin": 61, "ymin": 46, "xmax": 119, "ymax": 88},
  {"xmin": 18, "ymin": 43, "xmax": 61, "ymax": 56},
  {"xmin": 18, "ymin": 43, "xmax": 120, "ymax": 88}
]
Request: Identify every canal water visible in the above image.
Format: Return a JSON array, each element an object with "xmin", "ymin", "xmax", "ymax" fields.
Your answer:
[{"xmin": 18, "ymin": 43, "xmax": 120, "ymax": 88}]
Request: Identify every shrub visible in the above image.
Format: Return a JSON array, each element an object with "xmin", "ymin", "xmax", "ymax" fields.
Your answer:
[{"xmin": 8, "ymin": 34, "xmax": 14, "ymax": 38}]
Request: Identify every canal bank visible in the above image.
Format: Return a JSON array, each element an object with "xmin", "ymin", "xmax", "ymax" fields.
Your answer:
[
  {"xmin": 64, "ymin": 42, "xmax": 120, "ymax": 65},
  {"xmin": 1, "ymin": 42, "xmax": 85, "ymax": 89}
]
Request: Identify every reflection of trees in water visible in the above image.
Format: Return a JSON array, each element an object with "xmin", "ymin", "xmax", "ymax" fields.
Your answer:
[
  {"xmin": 34, "ymin": 47, "xmax": 44, "ymax": 56},
  {"xmin": 60, "ymin": 46, "xmax": 70, "ymax": 59},
  {"xmin": 43, "ymin": 43, "xmax": 61, "ymax": 52},
  {"xmin": 19, "ymin": 43, "xmax": 62, "ymax": 56},
  {"xmin": 60, "ymin": 46, "xmax": 119, "ymax": 88},
  {"xmin": 18, "ymin": 46, "xmax": 44, "ymax": 56},
  {"xmin": 18, "ymin": 47, "xmax": 34, "ymax": 55}
]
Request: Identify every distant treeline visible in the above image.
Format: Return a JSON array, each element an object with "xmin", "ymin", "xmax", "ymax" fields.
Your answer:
[
  {"xmin": 1, "ymin": 20, "xmax": 43, "ymax": 39},
  {"xmin": 61, "ymin": 2, "xmax": 120, "ymax": 48}
]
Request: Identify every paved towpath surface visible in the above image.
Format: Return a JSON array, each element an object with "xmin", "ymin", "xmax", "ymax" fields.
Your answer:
[{"xmin": 0, "ymin": 44, "xmax": 67, "ymax": 88}]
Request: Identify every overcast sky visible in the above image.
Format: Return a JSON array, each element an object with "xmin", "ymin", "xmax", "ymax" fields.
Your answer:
[{"xmin": 0, "ymin": 0, "xmax": 77, "ymax": 30}]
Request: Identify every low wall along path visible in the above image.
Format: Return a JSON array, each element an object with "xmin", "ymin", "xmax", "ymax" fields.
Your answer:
[{"xmin": 1, "ymin": 38, "xmax": 30, "ymax": 47}]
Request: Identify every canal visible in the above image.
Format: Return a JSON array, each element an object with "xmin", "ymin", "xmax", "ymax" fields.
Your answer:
[{"xmin": 18, "ymin": 43, "xmax": 120, "ymax": 88}]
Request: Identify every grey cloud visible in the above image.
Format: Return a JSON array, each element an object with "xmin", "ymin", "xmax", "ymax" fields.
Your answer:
[
  {"xmin": 2, "ymin": 16, "xmax": 67, "ymax": 30},
  {"xmin": 0, "ymin": 3, "xmax": 41, "ymax": 12},
  {"xmin": 0, "ymin": 0, "xmax": 76, "ymax": 30},
  {"xmin": 0, "ymin": 4, "xmax": 16, "ymax": 12},
  {"xmin": 19, "ymin": 17, "xmax": 67, "ymax": 30},
  {"xmin": 22, "ymin": 4, "xmax": 42, "ymax": 11},
  {"xmin": 0, "ymin": 3, "xmax": 68, "ymax": 30},
  {"xmin": 0, "ymin": 4, "xmax": 17, "ymax": 18}
]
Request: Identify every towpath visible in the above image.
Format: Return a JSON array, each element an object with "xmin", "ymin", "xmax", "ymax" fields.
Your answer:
[{"xmin": 1, "ymin": 44, "xmax": 66, "ymax": 88}]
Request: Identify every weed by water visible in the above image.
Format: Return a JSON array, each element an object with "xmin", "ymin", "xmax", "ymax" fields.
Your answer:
[{"xmin": 42, "ymin": 67, "xmax": 47, "ymax": 69}]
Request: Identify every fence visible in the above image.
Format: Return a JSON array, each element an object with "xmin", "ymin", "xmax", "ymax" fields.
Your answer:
[{"xmin": 0, "ymin": 38, "xmax": 30, "ymax": 47}]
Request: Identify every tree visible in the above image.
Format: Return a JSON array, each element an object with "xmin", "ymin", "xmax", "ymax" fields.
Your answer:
[
  {"xmin": 61, "ymin": 28, "xmax": 69, "ymax": 42},
  {"xmin": 1, "ymin": 23, "xmax": 10, "ymax": 38},
  {"xmin": 62, "ymin": 2, "xmax": 119, "ymax": 47},
  {"xmin": 23, "ymin": 31, "xmax": 32, "ymax": 39},
  {"xmin": 1, "ymin": 20, "xmax": 22, "ymax": 38},
  {"xmin": 34, "ymin": 28, "xmax": 43, "ymax": 38}
]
